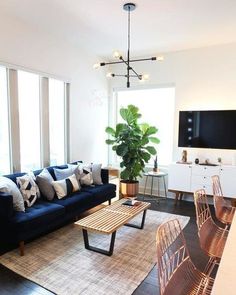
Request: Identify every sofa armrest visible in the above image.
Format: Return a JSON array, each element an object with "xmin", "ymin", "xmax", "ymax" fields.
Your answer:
[
  {"xmin": 0, "ymin": 192, "xmax": 14, "ymax": 220},
  {"xmin": 101, "ymin": 169, "xmax": 109, "ymax": 184}
]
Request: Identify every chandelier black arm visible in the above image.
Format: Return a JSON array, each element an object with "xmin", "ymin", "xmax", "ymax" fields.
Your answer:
[
  {"xmin": 100, "ymin": 61, "xmax": 124, "ymax": 66},
  {"xmin": 119, "ymin": 56, "xmax": 141, "ymax": 79},
  {"xmin": 100, "ymin": 57, "xmax": 156, "ymax": 67},
  {"xmin": 129, "ymin": 57, "xmax": 157, "ymax": 62},
  {"xmin": 112, "ymin": 74, "xmax": 140, "ymax": 78}
]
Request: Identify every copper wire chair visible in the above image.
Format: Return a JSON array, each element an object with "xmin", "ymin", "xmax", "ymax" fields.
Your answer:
[
  {"xmin": 156, "ymin": 219, "xmax": 214, "ymax": 295},
  {"xmin": 212, "ymin": 175, "xmax": 235, "ymax": 227},
  {"xmin": 194, "ymin": 189, "xmax": 228, "ymax": 274}
]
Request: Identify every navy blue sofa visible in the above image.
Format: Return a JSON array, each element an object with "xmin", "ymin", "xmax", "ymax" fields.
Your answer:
[{"xmin": 0, "ymin": 164, "xmax": 116, "ymax": 255}]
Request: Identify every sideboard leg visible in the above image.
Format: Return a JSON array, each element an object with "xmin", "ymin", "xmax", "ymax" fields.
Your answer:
[{"xmin": 175, "ymin": 192, "xmax": 179, "ymax": 204}]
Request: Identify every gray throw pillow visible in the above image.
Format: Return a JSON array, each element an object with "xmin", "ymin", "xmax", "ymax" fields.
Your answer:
[
  {"xmin": 0, "ymin": 176, "xmax": 25, "ymax": 212},
  {"xmin": 67, "ymin": 164, "xmax": 80, "ymax": 182},
  {"xmin": 91, "ymin": 163, "xmax": 103, "ymax": 185},
  {"xmin": 36, "ymin": 168, "xmax": 55, "ymax": 201},
  {"xmin": 54, "ymin": 166, "xmax": 76, "ymax": 181}
]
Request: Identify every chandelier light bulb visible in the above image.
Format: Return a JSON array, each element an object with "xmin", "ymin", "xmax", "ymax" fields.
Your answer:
[
  {"xmin": 113, "ymin": 51, "xmax": 121, "ymax": 59},
  {"xmin": 106, "ymin": 72, "xmax": 114, "ymax": 78},
  {"xmin": 157, "ymin": 56, "xmax": 164, "ymax": 61},
  {"xmin": 141, "ymin": 74, "xmax": 149, "ymax": 81},
  {"xmin": 93, "ymin": 63, "xmax": 100, "ymax": 69}
]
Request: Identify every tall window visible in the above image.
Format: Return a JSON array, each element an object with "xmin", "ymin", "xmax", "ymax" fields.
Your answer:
[
  {"xmin": 49, "ymin": 78, "xmax": 65, "ymax": 165},
  {"xmin": 18, "ymin": 71, "xmax": 41, "ymax": 171},
  {"xmin": 116, "ymin": 87, "xmax": 175, "ymax": 165},
  {"xmin": 0, "ymin": 66, "xmax": 11, "ymax": 174}
]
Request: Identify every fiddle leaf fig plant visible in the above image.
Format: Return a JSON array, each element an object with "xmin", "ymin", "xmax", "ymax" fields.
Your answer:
[{"xmin": 105, "ymin": 105, "xmax": 160, "ymax": 182}]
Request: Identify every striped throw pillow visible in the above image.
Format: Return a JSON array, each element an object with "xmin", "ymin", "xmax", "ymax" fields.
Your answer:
[{"xmin": 52, "ymin": 174, "xmax": 80, "ymax": 199}]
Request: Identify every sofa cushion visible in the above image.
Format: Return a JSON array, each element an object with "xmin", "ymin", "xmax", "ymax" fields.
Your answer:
[
  {"xmin": 52, "ymin": 191, "xmax": 93, "ymax": 214},
  {"xmin": 81, "ymin": 183, "xmax": 116, "ymax": 203},
  {"xmin": 11, "ymin": 200, "xmax": 65, "ymax": 232}
]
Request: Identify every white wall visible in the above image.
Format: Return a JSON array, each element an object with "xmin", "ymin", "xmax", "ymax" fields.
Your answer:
[
  {"xmin": 0, "ymin": 14, "xmax": 109, "ymax": 165},
  {"xmin": 109, "ymin": 42, "xmax": 236, "ymax": 166}
]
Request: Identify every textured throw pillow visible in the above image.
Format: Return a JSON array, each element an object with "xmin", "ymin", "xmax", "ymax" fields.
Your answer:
[
  {"xmin": 36, "ymin": 168, "xmax": 55, "ymax": 201},
  {"xmin": 16, "ymin": 174, "xmax": 40, "ymax": 207},
  {"xmin": 52, "ymin": 174, "xmax": 80, "ymax": 199},
  {"xmin": 78, "ymin": 164, "xmax": 93, "ymax": 186},
  {"xmin": 80, "ymin": 171, "xmax": 93, "ymax": 186},
  {"xmin": 78, "ymin": 163, "xmax": 103, "ymax": 185},
  {"xmin": 0, "ymin": 176, "xmax": 25, "ymax": 212}
]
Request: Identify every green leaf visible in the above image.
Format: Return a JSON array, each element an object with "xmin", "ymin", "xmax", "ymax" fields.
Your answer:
[
  {"xmin": 128, "ymin": 105, "xmax": 139, "ymax": 116},
  {"xmin": 140, "ymin": 123, "xmax": 149, "ymax": 133},
  {"xmin": 120, "ymin": 161, "xmax": 125, "ymax": 168},
  {"xmin": 120, "ymin": 108, "xmax": 130, "ymax": 123},
  {"xmin": 116, "ymin": 144, "xmax": 128, "ymax": 157},
  {"xmin": 140, "ymin": 137, "xmax": 149, "ymax": 146},
  {"xmin": 149, "ymin": 137, "xmax": 160, "ymax": 144},
  {"xmin": 105, "ymin": 127, "xmax": 115, "ymax": 136},
  {"xmin": 142, "ymin": 152, "xmax": 151, "ymax": 162},
  {"xmin": 120, "ymin": 105, "xmax": 141, "ymax": 125},
  {"xmin": 105, "ymin": 139, "xmax": 116, "ymax": 145},
  {"xmin": 121, "ymin": 169, "xmax": 130, "ymax": 180},
  {"xmin": 115, "ymin": 123, "xmax": 127, "ymax": 137},
  {"xmin": 145, "ymin": 126, "xmax": 158, "ymax": 136},
  {"xmin": 145, "ymin": 146, "xmax": 157, "ymax": 155}
]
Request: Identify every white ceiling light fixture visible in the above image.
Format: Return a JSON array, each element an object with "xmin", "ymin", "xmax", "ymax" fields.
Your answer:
[{"xmin": 94, "ymin": 2, "xmax": 163, "ymax": 88}]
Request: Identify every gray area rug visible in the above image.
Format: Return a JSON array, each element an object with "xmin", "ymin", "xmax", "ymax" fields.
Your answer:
[{"xmin": 0, "ymin": 210, "xmax": 190, "ymax": 295}]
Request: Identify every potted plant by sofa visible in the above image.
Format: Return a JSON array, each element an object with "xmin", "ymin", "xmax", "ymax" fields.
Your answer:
[{"xmin": 105, "ymin": 104, "xmax": 160, "ymax": 198}]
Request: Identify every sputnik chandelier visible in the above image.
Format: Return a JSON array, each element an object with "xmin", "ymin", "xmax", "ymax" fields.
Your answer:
[{"xmin": 93, "ymin": 2, "xmax": 164, "ymax": 88}]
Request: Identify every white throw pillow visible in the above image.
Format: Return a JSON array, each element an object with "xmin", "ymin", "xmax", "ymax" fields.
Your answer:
[
  {"xmin": 52, "ymin": 174, "xmax": 80, "ymax": 199},
  {"xmin": 0, "ymin": 176, "xmax": 25, "ymax": 212}
]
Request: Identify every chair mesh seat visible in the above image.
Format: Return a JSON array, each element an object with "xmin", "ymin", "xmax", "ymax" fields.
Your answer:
[{"xmin": 156, "ymin": 219, "xmax": 214, "ymax": 295}]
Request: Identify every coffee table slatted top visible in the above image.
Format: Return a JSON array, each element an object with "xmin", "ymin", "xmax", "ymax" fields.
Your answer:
[{"xmin": 75, "ymin": 199, "xmax": 151, "ymax": 234}]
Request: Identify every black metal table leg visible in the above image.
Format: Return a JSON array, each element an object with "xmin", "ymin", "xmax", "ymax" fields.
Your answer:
[
  {"xmin": 82, "ymin": 229, "xmax": 116, "ymax": 256},
  {"xmin": 125, "ymin": 209, "xmax": 147, "ymax": 229}
]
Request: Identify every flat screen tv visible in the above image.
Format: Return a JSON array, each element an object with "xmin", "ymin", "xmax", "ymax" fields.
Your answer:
[{"xmin": 178, "ymin": 110, "xmax": 236, "ymax": 149}]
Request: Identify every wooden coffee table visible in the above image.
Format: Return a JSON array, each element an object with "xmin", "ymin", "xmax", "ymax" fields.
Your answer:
[{"xmin": 75, "ymin": 199, "xmax": 151, "ymax": 256}]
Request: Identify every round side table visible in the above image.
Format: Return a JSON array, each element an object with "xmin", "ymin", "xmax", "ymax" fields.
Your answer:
[{"xmin": 143, "ymin": 171, "xmax": 168, "ymax": 201}]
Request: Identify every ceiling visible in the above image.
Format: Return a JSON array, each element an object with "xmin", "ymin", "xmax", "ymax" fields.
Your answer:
[{"xmin": 1, "ymin": 0, "xmax": 236, "ymax": 58}]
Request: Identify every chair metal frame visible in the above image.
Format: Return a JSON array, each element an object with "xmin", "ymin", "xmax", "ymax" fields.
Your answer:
[
  {"xmin": 194, "ymin": 189, "xmax": 229, "ymax": 274},
  {"xmin": 212, "ymin": 175, "xmax": 235, "ymax": 227},
  {"xmin": 156, "ymin": 218, "xmax": 214, "ymax": 295}
]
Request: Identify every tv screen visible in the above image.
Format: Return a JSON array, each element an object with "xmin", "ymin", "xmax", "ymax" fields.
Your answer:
[{"xmin": 178, "ymin": 110, "xmax": 236, "ymax": 149}]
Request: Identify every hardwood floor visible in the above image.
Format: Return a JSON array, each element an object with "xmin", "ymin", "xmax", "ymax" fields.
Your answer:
[{"xmin": 0, "ymin": 197, "xmax": 214, "ymax": 295}]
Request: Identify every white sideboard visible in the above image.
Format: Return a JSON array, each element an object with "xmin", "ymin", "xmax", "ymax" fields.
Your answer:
[{"xmin": 168, "ymin": 163, "xmax": 236, "ymax": 198}]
